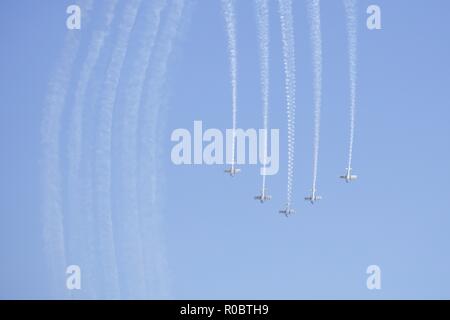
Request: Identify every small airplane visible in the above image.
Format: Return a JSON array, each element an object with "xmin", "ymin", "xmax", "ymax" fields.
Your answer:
[
  {"xmin": 254, "ymin": 188, "xmax": 272, "ymax": 203},
  {"xmin": 340, "ymin": 167, "xmax": 357, "ymax": 183},
  {"xmin": 304, "ymin": 189, "xmax": 322, "ymax": 204},
  {"xmin": 279, "ymin": 206, "xmax": 295, "ymax": 217},
  {"xmin": 224, "ymin": 166, "xmax": 240, "ymax": 177}
]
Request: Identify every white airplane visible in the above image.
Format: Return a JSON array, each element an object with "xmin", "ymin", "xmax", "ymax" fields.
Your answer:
[
  {"xmin": 224, "ymin": 166, "xmax": 240, "ymax": 177},
  {"xmin": 305, "ymin": 189, "xmax": 322, "ymax": 204},
  {"xmin": 340, "ymin": 167, "xmax": 357, "ymax": 183},
  {"xmin": 279, "ymin": 206, "xmax": 295, "ymax": 217},
  {"xmin": 254, "ymin": 188, "xmax": 272, "ymax": 203}
]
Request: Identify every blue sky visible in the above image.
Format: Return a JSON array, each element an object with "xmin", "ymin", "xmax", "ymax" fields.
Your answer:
[{"xmin": 1, "ymin": 0, "xmax": 450, "ymax": 299}]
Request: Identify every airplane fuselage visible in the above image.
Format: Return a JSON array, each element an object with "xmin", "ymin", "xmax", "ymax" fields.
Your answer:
[
  {"xmin": 279, "ymin": 207, "xmax": 295, "ymax": 216},
  {"xmin": 225, "ymin": 166, "xmax": 240, "ymax": 177},
  {"xmin": 340, "ymin": 168, "xmax": 357, "ymax": 183},
  {"xmin": 305, "ymin": 190, "xmax": 322, "ymax": 204}
]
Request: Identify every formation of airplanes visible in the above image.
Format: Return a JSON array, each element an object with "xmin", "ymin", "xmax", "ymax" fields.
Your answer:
[{"xmin": 225, "ymin": 166, "xmax": 357, "ymax": 216}]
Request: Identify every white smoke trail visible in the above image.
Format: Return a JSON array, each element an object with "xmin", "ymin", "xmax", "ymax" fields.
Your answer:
[
  {"xmin": 138, "ymin": 0, "xmax": 187, "ymax": 298},
  {"xmin": 255, "ymin": 0, "xmax": 270, "ymax": 191},
  {"xmin": 116, "ymin": 0, "xmax": 166, "ymax": 299},
  {"xmin": 66, "ymin": 0, "xmax": 118, "ymax": 298},
  {"xmin": 307, "ymin": 0, "xmax": 322, "ymax": 193},
  {"xmin": 344, "ymin": 0, "xmax": 357, "ymax": 170},
  {"xmin": 221, "ymin": 0, "xmax": 238, "ymax": 168},
  {"xmin": 93, "ymin": 0, "xmax": 141, "ymax": 298},
  {"xmin": 278, "ymin": 0, "xmax": 296, "ymax": 208},
  {"xmin": 40, "ymin": 0, "xmax": 93, "ymax": 298}
]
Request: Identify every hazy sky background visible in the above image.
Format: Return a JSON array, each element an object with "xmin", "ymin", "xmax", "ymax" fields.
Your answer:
[{"xmin": 1, "ymin": 0, "xmax": 450, "ymax": 299}]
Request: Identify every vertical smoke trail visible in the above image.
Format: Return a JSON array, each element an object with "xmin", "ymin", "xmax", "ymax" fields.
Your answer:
[
  {"xmin": 255, "ymin": 0, "xmax": 270, "ymax": 191},
  {"xmin": 40, "ymin": 0, "xmax": 93, "ymax": 297},
  {"xmin": 138, "ymin": 0, "xmax": 186, "ymax": 298},
  {"xmin": 221, "ymin": 0, "xmax": 238, "ymax": 168},
  {"xmin": 115, "ymin": 0, "xmax": 166, "ymax": 299},
  {"xmin": 66, "ymin": 0, "xmax": 118, "ymax": 298},
  {"xmin": 307, "ymin": 0, "xmax": 322, "ymax": 193},
  {"xmin": 93, "ymin": 0, "xmax": 141, "ymax": 298},
  {"xmin": 278, "ymin": 0, "xmax": 297, "ymax": 208},
  {"xmin": 344, "ymin": 0, "xmax": 357, "ymax": 171}
]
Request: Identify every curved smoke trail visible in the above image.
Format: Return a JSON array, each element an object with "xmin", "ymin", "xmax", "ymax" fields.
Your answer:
[
  {"xmin": 344, "ymin": 0, "xmax": 357, "ymax": 170},
  {"xmin": 93, "ymin": 0, "xmax": 141, "ymax": 298},
  {"xmin": 40, "ymin": 0, "xmax": 93, "ymax": 297},
  {"xmin": 255, "ymin": 0, "xmax": 270, "ymax": 191},
  {"xmin": 278, "ymin": 0, "xmax": 296, "ymax": 208},
  {"xmin": 116, "ymin": 0, "xmax": 166, "ymax": 298},
  {"xmin": 307, "ymin": 0, "xmax": 322, "ymax": 193},
  {"xmin": 221, "ymin": 0, "xmax": 238, "ymax": 167},
  {"xmin": 138, "ymin": 0, "xmax": 187, "ymax": 298},
  {"xmin": 66, "ymin": 0, "xmax": 118, "ymax": 298}
]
